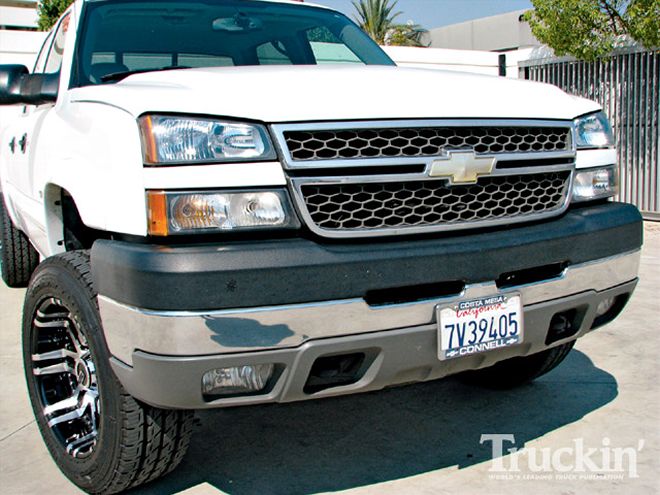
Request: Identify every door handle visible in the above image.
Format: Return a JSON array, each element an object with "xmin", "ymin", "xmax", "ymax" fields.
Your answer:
[
  {"xmin": 18, "ymin": 133, "xmax": 27, "ymax": 154},
  {"xmin": 9, "ymin": 137, "xmax": 16, "ymax": 154}
]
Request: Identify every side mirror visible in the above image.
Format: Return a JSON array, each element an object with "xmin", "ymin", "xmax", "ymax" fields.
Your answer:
[
  {"xmin": 0, "ymin": 65, "xmax": 59, "ymax": 106},
  {"xmin": 0, "ymin": 65, "xmax": 29, "ymax": 104},
  {"xmin": 20, "ymin": 73, "xmax": 59, "ymax": 105}
]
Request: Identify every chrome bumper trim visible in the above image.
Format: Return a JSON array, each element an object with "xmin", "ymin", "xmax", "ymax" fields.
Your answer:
[{"xmin": 99, "ymin": 250, "xmax": 640, "ymax": 365}]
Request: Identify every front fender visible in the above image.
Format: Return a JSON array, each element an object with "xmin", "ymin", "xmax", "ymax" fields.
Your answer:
[{"xmin": 33, "ymin": 101, "xmax": 147, "ymax": 241}]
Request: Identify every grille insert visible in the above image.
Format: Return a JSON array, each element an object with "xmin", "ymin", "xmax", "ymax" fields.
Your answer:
[
  {"xmin": 285, "ymin": 127, "xmax": 571, "ymax": 161},
  {"xmin": 300, "ymin": 172, "xmax": 570, "ymax": 231}
]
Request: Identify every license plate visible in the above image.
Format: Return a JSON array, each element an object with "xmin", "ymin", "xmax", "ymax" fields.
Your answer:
[{"xmin": 437, "ymin": 293, "xmax": 523, "ymax": 360}]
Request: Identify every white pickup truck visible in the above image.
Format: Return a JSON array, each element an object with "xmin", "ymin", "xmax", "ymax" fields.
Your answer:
[{"xmin": 0, "ymin": 0, "xmax": 643, "ymax": 493}]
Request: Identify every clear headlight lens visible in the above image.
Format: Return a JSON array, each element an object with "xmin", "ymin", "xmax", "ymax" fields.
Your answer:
[
  {"xmin": 572, "ymin": 165, "xmax": 618, "ymax": 202},
  {"xmin": 574, "ymin": 111, "xmax": 615, "ymax": 148},
  {"xmin": 147, "ymin": 190, "xmax": 298, "ymax": 235},
  {"xmin": 139, "ymin": 115, "xmax": 275, "ymax": 164}
]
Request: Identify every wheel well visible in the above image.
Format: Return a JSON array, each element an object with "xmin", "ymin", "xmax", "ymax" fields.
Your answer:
[{"xmin": 44, "ymin": 185, "xmax": 104, "ymax": 253}]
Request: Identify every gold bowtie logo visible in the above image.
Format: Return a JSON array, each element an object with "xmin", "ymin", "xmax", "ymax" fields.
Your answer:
[{"xmin": 429, "ymin": 151, "xmax": 496, "ymax": 184}]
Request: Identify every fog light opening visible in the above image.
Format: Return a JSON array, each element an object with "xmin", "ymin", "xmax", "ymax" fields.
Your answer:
[
  {"xmin": 591, "ymin": 294, "xmax": 631, "ymax": 330},
  {"xmin": 595, "ymin": 297, "xmax": 616, "ymax": 317},
  {"xmin": 202, "ymin": 363, "xmax": 275, "ymax": 398}
]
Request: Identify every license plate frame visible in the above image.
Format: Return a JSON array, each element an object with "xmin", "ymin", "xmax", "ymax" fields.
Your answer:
[{"xmin": 437, "ymin": 293, "xmax": 523, "ymax": 361}]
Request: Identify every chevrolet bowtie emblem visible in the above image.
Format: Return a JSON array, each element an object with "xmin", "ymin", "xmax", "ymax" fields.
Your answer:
[{"xmin": 429, "ymin": 151, "xmax": 496, "ymax": 184}]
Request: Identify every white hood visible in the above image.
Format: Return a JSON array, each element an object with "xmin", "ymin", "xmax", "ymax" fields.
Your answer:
[{"xmin": 69, "ymin": 65, "xmax": 600, "ymax": 123}]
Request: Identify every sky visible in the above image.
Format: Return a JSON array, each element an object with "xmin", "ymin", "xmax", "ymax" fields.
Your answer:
[{"xmin": 315, "ymin": 0, "xmax": 534, "ymax": 30}]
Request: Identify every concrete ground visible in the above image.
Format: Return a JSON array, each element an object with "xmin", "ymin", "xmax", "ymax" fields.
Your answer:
[{"xmin": 1, "ymin": 224, "xmax": 658, "ymax": 495}]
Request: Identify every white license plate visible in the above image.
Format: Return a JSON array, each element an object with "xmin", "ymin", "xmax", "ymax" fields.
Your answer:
[{"xmin": 437, "ymin": 293, "xmax": 523, "ymax": 360}]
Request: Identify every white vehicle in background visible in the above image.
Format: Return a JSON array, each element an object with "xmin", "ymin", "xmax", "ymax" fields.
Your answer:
[{"xmin": 0, "ymin": 0, "xmax": 642, "ymax": 493}]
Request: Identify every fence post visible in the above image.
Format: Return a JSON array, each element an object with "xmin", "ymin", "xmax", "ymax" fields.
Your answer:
[{"xmin": 498, "ymin": 54, "xmax": 507, "ymax": 77}]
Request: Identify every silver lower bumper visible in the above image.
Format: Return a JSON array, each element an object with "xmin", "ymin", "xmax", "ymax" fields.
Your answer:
[
  {"xmin": 110, "ymin": 279, "xmax": 637, "ymax": 409},
  {"xmin": 99, "ymin": 250, "xmax": 640, "ymax": 366}
]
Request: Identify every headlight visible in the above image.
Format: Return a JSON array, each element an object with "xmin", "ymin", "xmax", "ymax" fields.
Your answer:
[
  {"xmin": 574, "ymin": 111, "xmax": 615, "ymax": 148},
  {"xmin": 139, "ymin": 115, "xmax": 276, "ymax": 165},
  {"xmin": 147, "ymin": 190, "xmax": 299, "ymax": 235},
  {"xmin": 572, "ymin": 165, "xmax": 618, "ymax": 202}
]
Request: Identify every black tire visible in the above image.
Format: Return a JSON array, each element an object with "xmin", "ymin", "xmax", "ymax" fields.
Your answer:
[
  {"xmin": 1, "ymin": 195, "xmax": 40, "ymax": 287},
  {"xmin": 22, "ymin": 251, "xmax": 193, "ymax": 494},
  {"xmin": 459, "ymin": 341, "xmax": 575, "ymax": 389}
]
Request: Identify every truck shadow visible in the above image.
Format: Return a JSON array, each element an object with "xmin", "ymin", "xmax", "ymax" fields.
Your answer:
[{"xmin": 132, "ymin": 349, "xmax": 617, "ymax": 495}]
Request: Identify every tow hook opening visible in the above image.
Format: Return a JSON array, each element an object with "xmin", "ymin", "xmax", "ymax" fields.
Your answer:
[
  {"xmin": 545, "ymin": 307, "xmax": 587, "ymax": 345},
  {"xmin": 304, "ymin": 352, "xmax": 367, "ymax": 394}
]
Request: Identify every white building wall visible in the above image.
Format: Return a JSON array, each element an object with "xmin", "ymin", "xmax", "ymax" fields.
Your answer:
[
  {"xmin": 427, "ymin": 10, "xmax": 541, "ymax": 52},
  {"xmin": 0, "ymin": 5, "xmax": 38, "ymax": 28},
  {"xmin": 382, "ymin": 46, "xmax": 501, "ymax": 76},
  {"xmin": 0, "ymin": 0, "xmax": 38, "ymax": 28},
  {"xmin": 0, "ymin": 30, "xmax": 46, "ymax": 65},
  {"xmin": 0, "ymin": 0, "xmax": 41, "ymax": 66},
  {"xmin": 0, "ymin": 1, "xmax": 41, "ymax": 134}
]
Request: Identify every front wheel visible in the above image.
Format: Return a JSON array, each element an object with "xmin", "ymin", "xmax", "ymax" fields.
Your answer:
[
  {"xmin": 459, "ymin": 341, "xmax": 575, "ymax": 389},
  {"xmin": 23, "ymin": 251, "xmax": 193, "ymax": 494}
]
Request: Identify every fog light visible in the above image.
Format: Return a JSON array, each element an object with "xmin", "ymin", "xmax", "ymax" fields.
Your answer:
[
  {"xmin": 595, "ymin": 297, "xmax": 616, "ymax": 317},
  {"xmin": 202, "ymin": 364, "xmax": 274, "ymax": 396}
]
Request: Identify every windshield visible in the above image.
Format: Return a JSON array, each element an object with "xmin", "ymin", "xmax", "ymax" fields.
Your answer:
[{"xmin": 74, "ymin": 0, "xmax": 395, "ymax": 86}]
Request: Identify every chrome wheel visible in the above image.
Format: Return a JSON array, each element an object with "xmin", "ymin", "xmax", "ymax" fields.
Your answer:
[
  {"xmin": 30, "ymin": 297, "xmax": 100, "ymax": 459},
  {"xmin": 23, "ymin": 252, "xmax": 194, "ymax": 493}
]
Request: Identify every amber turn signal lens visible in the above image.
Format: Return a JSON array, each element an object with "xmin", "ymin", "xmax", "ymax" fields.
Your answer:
[
  {"xmin": 147, "ymin": 191, "xmax": 169, "ymax": 236},
  {"xmin": 139, "ymin": 115, "xmax": 159, "ymax": 164}
]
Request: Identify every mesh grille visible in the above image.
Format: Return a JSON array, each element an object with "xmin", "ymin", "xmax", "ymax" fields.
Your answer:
[
  {"xmin": 284, "ymin": 127, "xmax": 571, "ymax": 161},
  {"xmin": 300, "ymin": 172, "xmax": 570, "ymax": 231}
]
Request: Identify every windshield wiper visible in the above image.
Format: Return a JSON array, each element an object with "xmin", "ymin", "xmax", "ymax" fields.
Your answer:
[{"xmin": 101, "ymin": 66, "xmax": 191, "ymax": 83}]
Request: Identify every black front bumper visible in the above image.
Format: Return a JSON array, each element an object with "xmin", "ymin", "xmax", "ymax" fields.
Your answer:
[{"xmin": 92, "ymin": 202, "xmax": 643, "ymax": 311}]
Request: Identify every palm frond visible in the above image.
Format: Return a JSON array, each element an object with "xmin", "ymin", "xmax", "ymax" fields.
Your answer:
[{"xmin": 352, "ymin": 0, "xmax": 402, "ymax": 44}]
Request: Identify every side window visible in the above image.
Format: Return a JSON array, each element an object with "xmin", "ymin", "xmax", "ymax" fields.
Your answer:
[
  {"xmin": 91, "ymin": 53, "xmax": 117, "ymax": 65},
  {"xmin": 256, "ymin": 41, "xmax": 292, "ymax": 65},
  {"xmin": 33, "ymin": 31, "xmax": 54, "ymax": 74},
  {"xmin": 179, "ymin": 54, "xmax": 235, "ymax": 68},
  {"xmin": 44, "ymin": 12, "xmax": 71, "ymax": 74},
  {"xmin": 306, "ymin": 27, "xmax": 362, "ymax": 64},
  {"xmin": 123, "ymin": 53, "xmax": 172, "ymax": 71}
]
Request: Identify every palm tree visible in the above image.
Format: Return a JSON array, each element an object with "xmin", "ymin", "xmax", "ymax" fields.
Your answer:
[
  {"xmin": 384, "ymin": 21, "xmax": 428, "ymax": 47},
  {"xmin": 352, "ymin": 0, "xmax": 402, "ymax": 44}
]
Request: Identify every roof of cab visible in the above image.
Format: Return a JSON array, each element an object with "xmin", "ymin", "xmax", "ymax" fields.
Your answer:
[{"xmin": 84, "ymin": 0, "xmax": 332, "ymax": 9}]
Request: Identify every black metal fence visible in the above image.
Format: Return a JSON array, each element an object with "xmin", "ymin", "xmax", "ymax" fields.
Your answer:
[{"xmin": 520, "ymin": 48, "xmax": 659, "ymax": 218}]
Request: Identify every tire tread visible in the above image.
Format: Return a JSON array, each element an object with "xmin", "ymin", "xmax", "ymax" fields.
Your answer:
[
  {"xmin": 460, "ymin": 341, "xmax": 576, "ymax": 390},
  {"xmin": 26, "ymin": 251, "xmax": 193, "ymax": 495},
  {"xmin": 1, "ymin": 196, "xmax": 40, "ymax": 287}
]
